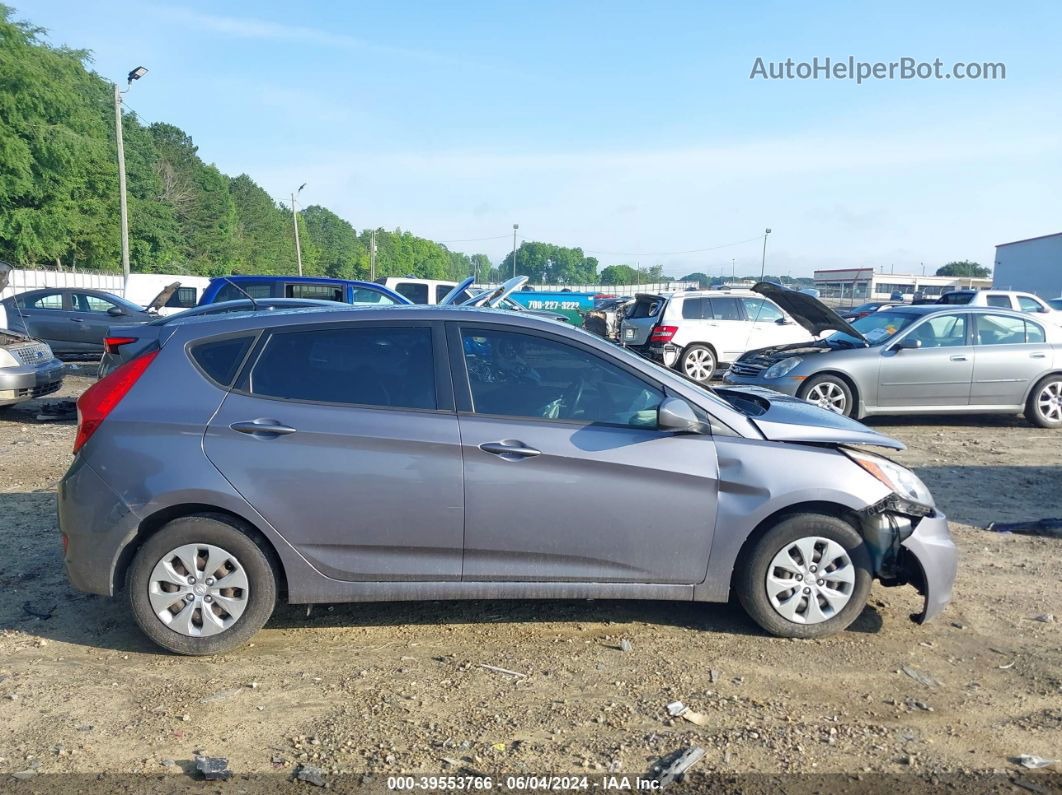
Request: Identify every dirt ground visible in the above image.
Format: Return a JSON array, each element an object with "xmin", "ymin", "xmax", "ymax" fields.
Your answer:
[{"xmin": 0, "ymin": 366, "xmax": 1059, "ymax": 791}]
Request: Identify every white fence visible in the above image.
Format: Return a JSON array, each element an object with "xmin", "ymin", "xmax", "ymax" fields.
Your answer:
[
  {"xmin": 0, "ymin": 269, "xmax": 126, "ymax": 301},
  {"xmin": 476, "ymin": 281, "xmax": 698, "ymax": 293}
]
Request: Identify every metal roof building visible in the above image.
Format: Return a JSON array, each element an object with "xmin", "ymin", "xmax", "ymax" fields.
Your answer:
[{"xmin": 993, "ymin": 232, "xmax": 1062, "ymax": 299}]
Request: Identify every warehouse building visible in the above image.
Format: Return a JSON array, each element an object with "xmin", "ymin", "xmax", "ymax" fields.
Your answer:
[
  {"xmin": 813, "ymin": 267, "xmax": 990, "ymax": 303},
  {"xmin": 993, "ymin": 232, "xmax": 1062, "ymax": 299}
]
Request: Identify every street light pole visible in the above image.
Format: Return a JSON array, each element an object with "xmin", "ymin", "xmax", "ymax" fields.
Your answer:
[
  {"xmin": 759, "ymin": 228, "xmax": 772, "ymax": 282},
  {"xmin": 291, "ymin": 183, "xmax": 306, "ymax": 276},
  {"xmin": 114, "ymin": 66, "xmax": 148, "ymax": 286},
  {"xmin": 512, "ymin": 224, "xmax": 519, "ymax": 279}
]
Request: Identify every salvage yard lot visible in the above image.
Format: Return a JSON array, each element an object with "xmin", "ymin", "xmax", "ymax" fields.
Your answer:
[{"xmin": 0, "ymin": 366, "xmax": 1059, "ymax": 787}]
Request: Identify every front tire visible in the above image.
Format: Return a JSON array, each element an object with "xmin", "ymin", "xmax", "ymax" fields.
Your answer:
[
  {"xmin": 679, "ymin": 344, "xmax": 716, "ymax": 383},
  {"xmin": 799, "ymin": 374, "xmax": 856, "ymax": 418},
  {"xmin": 127, "ymin": 515, "xmax": 277, "ymax": 655},
  {"xmin": 1025, "ymin": 374, "xmax": 1062, "ymax": 429},
  {"xmin": 735, "ymin": 513, "xmax": 872, "ymax": 639}
]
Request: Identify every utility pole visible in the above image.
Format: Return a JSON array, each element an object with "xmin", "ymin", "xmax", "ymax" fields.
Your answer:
[
  {"xmin": 291, "ymin": 183, "xmax": 306, "ymax": 276},
  {"xmin": 512, "ymin": 224, "xmax": 519, "ymax": 278},
  {"xmin": 114, "ymin": 66, "xmax": 148, "ymax": 286},
  {"xmin": 759, "ymin": 227, "xmax": 772, "ymax": 282},
  {"xmin": 369, "ymin": 229, "xmax": 377, "ymax": 280}
]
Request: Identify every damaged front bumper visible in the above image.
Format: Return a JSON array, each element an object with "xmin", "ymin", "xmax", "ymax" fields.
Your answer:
[{"xmin": 862, "ymin": 508, "xmax": 957, "ymax": 623}]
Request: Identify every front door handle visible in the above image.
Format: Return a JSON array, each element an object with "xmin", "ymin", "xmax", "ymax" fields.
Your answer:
[
  {"xmin": 479, "ymin": 440, "xmax": 541, "ymax": 459},
  {"xmin": 949, "ymin": 355, "xmax": 968, "ymax": 362},
  {"xmin": 230, "ymin": 419, "xmax": 297, "ymax": 438},
  {"xmin": 70, "ymin": 318, "xmax": 84, "ymax": 323},
  {"xmin": 1030, "ymin": 352, "xmax": 1047, "ymax": 359}
]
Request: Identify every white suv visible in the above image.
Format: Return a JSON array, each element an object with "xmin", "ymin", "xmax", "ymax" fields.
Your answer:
[
  {"xmin": 619, "ymin": 289, "xmax": 814, "ymax": 383},
  {"xmin": 938, "ymin": 289, "xmax": 1062, "ymax": 326}
]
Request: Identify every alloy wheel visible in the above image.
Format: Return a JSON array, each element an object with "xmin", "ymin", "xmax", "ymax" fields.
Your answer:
[
  {"xmin": 148, "ymin": 543, "xmax": 249, "ymax": 637},
  {"xmin": 805, "ymin": 381, "xmax": 847, "ymax": 413},
  {"xmin": 765, "ymin": 536, "xmax": 855, "ymax": 624},
  {"xmin": 1037, "ymin": 380, "xmax": 1062, "ymax": 423},
  {"xmin": 683, "ymin": 349, "xmax": 715, "ymax": 381}
]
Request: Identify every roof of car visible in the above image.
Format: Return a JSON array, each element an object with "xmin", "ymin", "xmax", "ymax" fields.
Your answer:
[
  {"xmin": 880, "ymin": 304, "xmax": 1038, "ymax": 317},
  {"xmin": 209, "ymin": 275, "xmax": 381, "ymax": 287}
]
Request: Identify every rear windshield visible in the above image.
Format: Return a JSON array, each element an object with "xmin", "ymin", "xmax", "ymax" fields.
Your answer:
[
  {"xmin": 827, "ymin": 311, "xmax": 918, "ymax": 346},
  {"xmin": 938, "ymin": 292, "xmax": 974, "ymax": 305},
  {"xmin": 628, "ymin": 297, "xmax": 663, "ymax": 318}
]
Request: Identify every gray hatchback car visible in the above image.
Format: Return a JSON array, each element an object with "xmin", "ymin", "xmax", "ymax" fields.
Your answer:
[{"xmin": 59, "ymin": 305, "xmax": 957, "ymax": 655}]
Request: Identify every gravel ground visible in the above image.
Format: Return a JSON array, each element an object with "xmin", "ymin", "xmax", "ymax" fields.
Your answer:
[{"xmin": 0, "ymin": 366, "xmax": 1059, "ymax": 791}]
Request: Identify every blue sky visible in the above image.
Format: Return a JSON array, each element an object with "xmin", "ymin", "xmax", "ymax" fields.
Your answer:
[{"xmin": 22, "ymin": 0, "xmax": 1062, "ymax": 277}]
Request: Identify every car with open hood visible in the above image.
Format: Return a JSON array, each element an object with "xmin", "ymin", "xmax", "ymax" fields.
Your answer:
[
  {"xmin": 723, "ymin": 282, "xmax": 1062, "ymax": 428},
  {"xmin": 0, "ymin": 285, "xmax": 178, "ymax": 355},
  {"xmin": 60, "ymin": 303, "xmax": 956, "ymax": 654}
]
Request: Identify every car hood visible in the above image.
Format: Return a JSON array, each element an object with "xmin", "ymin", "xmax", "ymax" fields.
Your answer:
[
  {"xmin": 716, "ymin": 386, "xmax": 904, "ymax": 450},
  {"xmin": 144, "ymin": 281, "xmax": 180, "ymax": 311},
  {"xmin": 753, "ymin": 281, "xmax": 865, "ymax": 341}
]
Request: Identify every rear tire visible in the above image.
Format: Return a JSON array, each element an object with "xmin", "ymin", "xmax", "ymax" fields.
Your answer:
[
  {"xmin": 127, "ymin": 515, "xmax": 277, "ymax": 656},
  {"xmin": 1024, "ymin": 374, "xmax": 1062, "ymax": 429},
  {"xmin": 799, "ymin": 374, "xmax": 856, "ymax": 418},
  {"xmin": 735, "ymin": 513, "xmax": 872, "ymax": 639},
  {"xmin": 679, "ymin": 344, "xmax": 716, "ymax": 383}
]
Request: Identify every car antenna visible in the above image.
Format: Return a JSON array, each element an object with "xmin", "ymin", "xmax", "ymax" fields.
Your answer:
[{"xmin": 221, "ymin": 277, "xmax": 258, "ymax": 311}]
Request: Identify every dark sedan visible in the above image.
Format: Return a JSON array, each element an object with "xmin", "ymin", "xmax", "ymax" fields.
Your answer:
[{"xmin": 1, "ymin": 288, "xmax": 156, "ymax": 355}]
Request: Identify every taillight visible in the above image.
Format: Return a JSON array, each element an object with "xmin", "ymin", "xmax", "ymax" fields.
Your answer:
[
  {"xmin": 73, "ymin": 350, "xmax": 159, "ymax": 454},
  {"xmin": 650, "ymin": 325, "xmax": 678, "ymax": 343},
  {"xmin": 103, "ymin": 336, "xmax": 138, "ymax": 355}
]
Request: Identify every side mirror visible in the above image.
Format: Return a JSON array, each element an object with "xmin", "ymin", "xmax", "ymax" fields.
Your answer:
[
  {"xmin": 107, "ymin": 306, "xmax": 125, "ymax": 317},
  {"xmin": 894, "ymin": 337, "xmax": 922, "ymax": 351},
  {"xmin": 657, "ymin": 397, "xmax": 702, "ymax": 433},
  {"xmin": 775, "ymin": 317, "xmax": 789, "ymax": 325}
]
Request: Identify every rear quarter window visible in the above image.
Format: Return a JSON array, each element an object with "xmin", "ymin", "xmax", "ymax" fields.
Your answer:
[{"xmin": 191, "ymin": 336, "xmax": 255, "ymax": 386}]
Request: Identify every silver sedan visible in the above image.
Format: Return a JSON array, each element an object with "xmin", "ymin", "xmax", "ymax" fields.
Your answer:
[{"xmin": 723, "ymin": 283, "xmax": 1062, "ymax": 428}]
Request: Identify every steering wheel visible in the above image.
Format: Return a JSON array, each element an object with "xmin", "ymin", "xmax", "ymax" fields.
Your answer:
[{"xmin": 559, "ymin": 377, "xmax": 586, "ymax": 419}]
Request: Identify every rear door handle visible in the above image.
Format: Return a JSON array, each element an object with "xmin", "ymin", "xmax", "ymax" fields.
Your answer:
[
  {"xmin": 70, "ymin": 318, "xmax": 84, "ymax": 323},
  {"xmin": 230, "ymin": 419, "xmax": 297, "ymax": 438},
  {"xmin": 479, "ymin": 441, "xmax": 541, "ymax": 459},
  {"xmin": 949, "ymin": 355, "xmax": 968, "ymax": 361},
  {"xmin": 1031, "ymin": 352, "xmax": 1047, "ymax": 359}
]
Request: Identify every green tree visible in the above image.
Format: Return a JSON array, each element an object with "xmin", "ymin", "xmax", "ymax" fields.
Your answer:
[
  {"xmin": 599, "ymin": 264, "xmax": 641, "ymax": 285},
  {"xmin": 936, "ymin": 260, "xmax": 990, "ymax": 278},
  {"xmin": 497, "ymin": 241, "xmax": 598, "ymax": 284},
  {"xmin": 680, "ymin": 272, "xmax": 710, "ymax": 288},
  {"xmin": 300, "ymin": 205, "xmax": 364, "ymax": 278}
]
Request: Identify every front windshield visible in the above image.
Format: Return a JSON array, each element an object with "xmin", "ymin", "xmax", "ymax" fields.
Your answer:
[
  {"xmin": 1049, "ymin": 298, "xmax": 1062, "ymax": 310},
  {"xmin": 826, "ymin": 311, "xmax": 918, "ymax": 347}
]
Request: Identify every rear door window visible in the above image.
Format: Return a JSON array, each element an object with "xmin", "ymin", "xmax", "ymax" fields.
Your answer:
[
  {"xmin": 975, "ymin": 314, "xmax": 1028, "ymax": 345},
  {"xmin": 985, "ymin": 294, "xmax": 1012, "ymax": 308},
  {"xmin": 248, "ymin": 325, "xmax": 436, "ymax": 409},
  {"xmin": 19, "ymin": 292, "xmax": 64, "ymax": 310},
  {"xmin": 285, "ymin": 283, "xmax": 343, "ymax": 302},
  {"xmin": 395, "ymin": 282, "xmax": 429, "ymax": 304},
  {"xmin": 350, "ymin": 287, "xmax": 397, "ymax": 306},
  {"xmin": 191, "ymin": 336, "xmax": 255, "ymax": 386},
  {"xmin": 681, "ymin": 298, "xmax": 709, "ymax": 319},
  {"xmin": 708, "ymin": 297, "xmax": 743, "ymax": 320}
]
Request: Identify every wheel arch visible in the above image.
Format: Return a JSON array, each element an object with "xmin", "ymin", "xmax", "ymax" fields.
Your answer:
[
  {"xmin": 1020, "ymin": 369, "xmax": 1062, "ymax": 404},
  {"xmin": 114, "ymin": 504, "xmax": 288, "ymax": 597},
  {"xmin": 727, "ymin": 500, "xmax": 863, "ymax": 595},
  {"xmin": 798, "ymin": 369, "xmax": 863, "ymax": 418}
]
